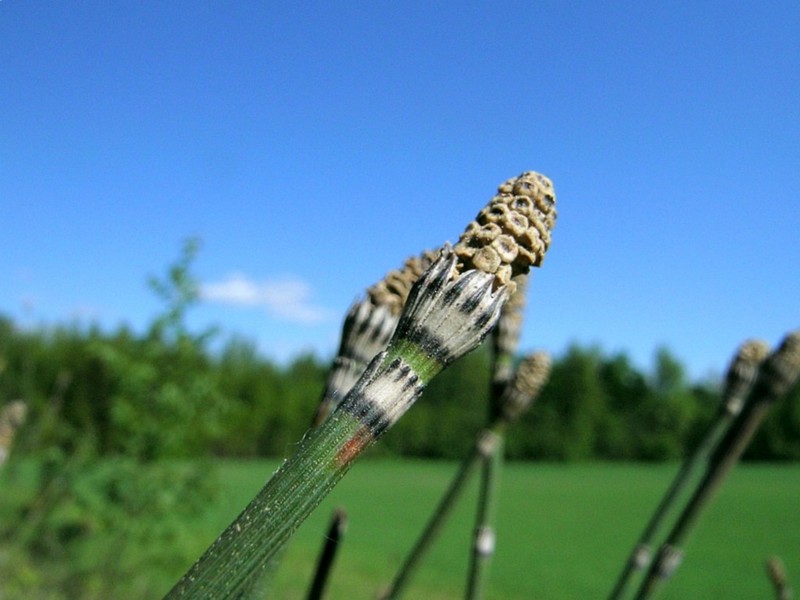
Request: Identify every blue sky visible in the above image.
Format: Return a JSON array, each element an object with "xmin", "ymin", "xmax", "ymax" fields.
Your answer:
[{"xmin": 2, "ymin": 2, "xmax": 798, "ymax": 380}]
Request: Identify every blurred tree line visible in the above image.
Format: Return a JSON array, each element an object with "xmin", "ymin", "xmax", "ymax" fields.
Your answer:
[{"xmin": 1, "ymin": 242, "xmax": 796, "ymax": 464}]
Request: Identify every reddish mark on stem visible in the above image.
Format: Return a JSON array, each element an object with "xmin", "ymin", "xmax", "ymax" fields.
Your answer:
[{"xmin": 334, "ymin": 426, "xmax": 375, "ymax": 467}]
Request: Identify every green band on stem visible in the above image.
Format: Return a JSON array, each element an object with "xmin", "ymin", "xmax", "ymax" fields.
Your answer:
[{"xmin": 384, "ymin": 339, "xmax": 444, "ymax": 384}]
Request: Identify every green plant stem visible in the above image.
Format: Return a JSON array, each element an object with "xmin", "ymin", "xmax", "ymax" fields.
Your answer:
[
  {"xmin": 632, "ymin": 334, "xmax": 800, "ymax": 600},
  {"xmin": 306, "ymin": 508, "xmax": 348, "ymax": 600},
  {"xmin": 607, "ymin": 340, "xmax": 767, "ymax": 600},
  {"xmin": 607, "ymin": 401, "xmax": 747, "ymax": 599},
  {"xmin": 632, "ymin": 403, "xmax": 770, "ymax": 600},
  {"xmin": 464, "ymin": 325, "xmax": 515, "ymax": 600},
  {"xmin": 164, "ymin": 352, "xmax": 432, "ymax": 599},
  {"xmin": 466, "ymin": 435, "xmax": 503, "ymax": 600},
  {"xmin": 164, "ymin": 408, "xmax": 366, "ymax": 598},
  {"xmin": 165, "ymin": 251, "xmax": 507, "ymax": 599},
  {"xmin": 463, "ymin": 350, "xmax": 549, "ymax": 600},
  {"xmin": 380, "ymin": 425, "xmax": 504, "ymax": 600}
]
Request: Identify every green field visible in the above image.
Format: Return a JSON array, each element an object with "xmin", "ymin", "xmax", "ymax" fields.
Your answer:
[{"xmin": 178, "ymin": 460, "xmax": 800, "ymax": 599}]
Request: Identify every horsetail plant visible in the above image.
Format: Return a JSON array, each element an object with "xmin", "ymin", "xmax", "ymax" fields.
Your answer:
[
  {"xmin": 258, "ymin": 252, "xmax": 442, "ymax": 594},
  {"xmin": 466, "ymin": 351, "xmax": 552, "ymax": 600},
  {"xmin": 379, "ymin": 171, "xmax": 555, "ymax": 599},
  {"xmin": 164, "ymin": 171, "xmax": 557, "ymax": 599},
  {"xmin": 312, "ymin": 249, "xmax": 438, "ymax": 426},
  {"xmin": 633, "ymin": 330, "xmax": 800, "ymax": 600},
  {"xmin": 381, "ymin": 351, "xmax": 551, "ymax": 600},
  {"xmin": 260, "ymin": 257, "xmax": 434, "ymax": 593},
  {"xmin": 607, "ymin": 338, "xmax": 770, "ymax": 600},
  {"xmin": 490, "ymin": 274, "xmax": 529, "ymax": 395},
  {"xmin": 466, "ymin": 277, "xmax": 532, "ymax": 599},
  {"xmin": 461, "ymin": 177, "xmax": 550, "ymax": 600},
  {"xmin": 305, "ymin": 508, "xmax": 348, "ymax": 600}
]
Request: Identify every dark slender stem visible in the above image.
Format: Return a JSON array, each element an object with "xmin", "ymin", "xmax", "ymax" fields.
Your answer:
[
  {"xmin": 633, "ymin": 333, "xmax": 800, "ymax": 600},
  {"xmin": 380, "ymin": 435, "xmax": 491, "ymax": 600},
  {"xmin": 466, "ymin": 436, "xmax": 503, "ymax": 600},
  {"xmin": 633, "ymin": 403, "xmax": 769, "ymax": 599},
  {"xmin": 607, "ymin": 406, "xmax": 742, "ymax": 600},
  {"xmin": 306, "ymin": 508, "xmax": 348, "ymax": 600},
  {"xmin": 463, "ymin": 349, "xmax": 549, "ymax": 600},
  {"xmin": 607, "ymin": 340, "xmax": 767, "ymax": 600}
]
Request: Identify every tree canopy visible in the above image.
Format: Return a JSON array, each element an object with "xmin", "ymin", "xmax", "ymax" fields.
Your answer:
[{"xmin": 1, "ymin": 241, "xmax": 796, "ymax": 464}]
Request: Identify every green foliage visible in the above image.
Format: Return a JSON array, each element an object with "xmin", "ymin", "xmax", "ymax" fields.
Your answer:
[
  {"xmin": 212, "ymin": 337, "xmax": 285, "ymax": 456},
  {"xmin": 2, "ymin": 313, "xmax": 798, "ymax": 463},
  {"xmin": 90, "ymin": 328, "xmax": 227, "ymax": 460},
  {"xmin": 503, "ymin": 346, "xmax": 721, "ymax": 462},
  {"xmin": 0, "ymin": 239, "xmax": 797, "ymax": 470},
  {"xmin": 97, "ymin": 237, "xmax": 229, "ymax": 460},
  {"xmin": 0, "ymin": 239, "xmax": 225, "ymax": 598},
  {"xmin": 146, "ymin": 237, "xmax": 205, "ymax": 344},
  {"xmin": 595, "ymin": 352, "xmax": 650, "ymax": 459},
  {"xmin": 634, "ymin": 347, "xmax": 704, "ymax": 461},
  {"xmin": 0, "ymin": 454, "xmax": 216, "ymax": 599}
]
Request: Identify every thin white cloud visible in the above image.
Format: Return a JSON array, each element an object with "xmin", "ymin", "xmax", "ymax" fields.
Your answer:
[
  {"xmin": 67, "ymin": 304, "xmax": 104, "ymax": 322},
  {"xmin": 201, "ymin": 273, "xmax": 330, "ymax": 324}
]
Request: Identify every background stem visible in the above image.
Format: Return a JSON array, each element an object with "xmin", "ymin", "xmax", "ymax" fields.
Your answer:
[
  {"xmin": 380, "ymin": 437, "xmax": 487, "ymax": 600},
  {"xmin": 306, "ymin": 508, "xmax": 348, "ymax": 600},
  {"xmin": 466, "ymin": 435, "xmax": 503, "ymax": 600}
]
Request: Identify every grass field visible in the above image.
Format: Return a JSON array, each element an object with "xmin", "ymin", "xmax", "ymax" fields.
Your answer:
[{"xmin": 177, "ymin": 459, "xmax": 800, "ymax": 599}]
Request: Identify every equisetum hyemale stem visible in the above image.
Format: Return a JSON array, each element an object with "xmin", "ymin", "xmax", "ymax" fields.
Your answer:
[
  {"xmin": 312, "ymin": 250, "xmax": 438, "ymax": 426},
  {"xmin": 306, "ymin": 508, "xmax": 348, "ymax": 600},
  {"xmin": 382, "ymin": 171, "xmax": 557, "ymax": 600},
  {"xmin": 165, "ymin": 171, "xmax": 557, "ymax": 599},
  {"xmin": 466, "ymin": 352, "xmax": 551, "ymax": 600},
  {"xmin": 381, "ymin": 352, "xmax": 551, "ymax": 600},
  {"xmin": 633, "ymin": 330, "xmax": 800, "ymax": 600},
  {"xmin": 467, "ymin": 438, "xmax": 502, "ymax": 600},
  {"xmin": 490, "ymin": 274, "xmax": 528, "ymax": 397},
  {"xmin": 379, "ymin": 432, "xmax": 491, "ymax": 600},
  {"xmin": 464, "ymin": 277, "xmax": 530, "ymax": 600},
  {"xmin": 606, "ymin": 338, "xmax": 770, "ymax": 600}
]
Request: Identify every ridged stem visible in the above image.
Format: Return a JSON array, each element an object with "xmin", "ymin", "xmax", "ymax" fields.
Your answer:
[
  {"xmin": 165, "ymin": 250, "xmax": 508, "ymax": 599},
  {"xmin": 633, "ymin": 331, "xmax": 800, "ymax": 600},
  {"xmin": 380, "ymin": 427, "xmax": 504, "ymax": 600},
  {"xmin": 164, "ymin": 406, "xmax": 371, "ymax": 598},
  {"xmin": 464, "ymin": 281, "xmax": 526, "ymax": 600},
  {"xmin": 607, "ymin": 339, "xmax": 769, "ymax": 600},
  {"xmin": 465, "ymin": 434, "xmax": 503, "ymax": 600},
  {"xmin": 381, "ymin": 352, "xmax": 549, "ymax": 600},
  {"xmin": 306, "ymin": 508, "xmax": 348, "ymax": 600}
]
